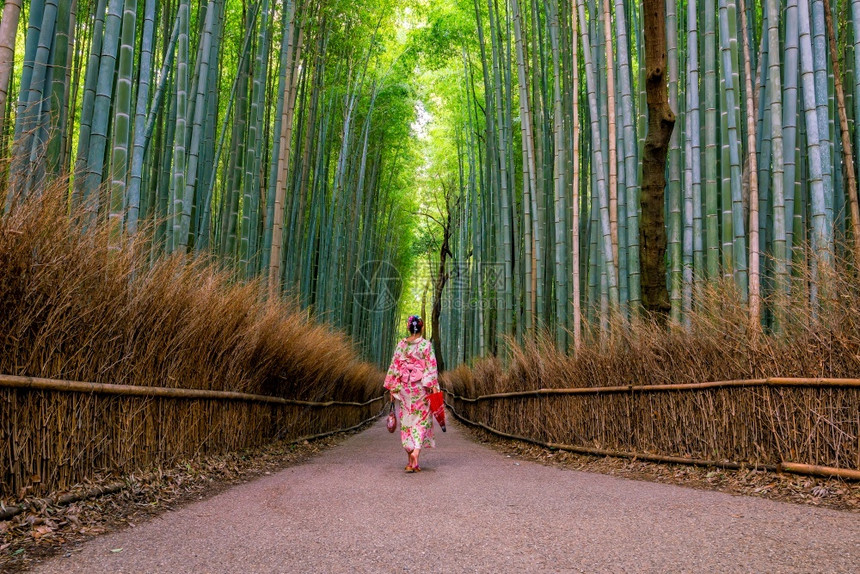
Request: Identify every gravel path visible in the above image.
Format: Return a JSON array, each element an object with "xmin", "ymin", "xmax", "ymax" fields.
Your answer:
[{"xmin": 34, "ymin": 418, "xmax": 860, "ymax": 573}]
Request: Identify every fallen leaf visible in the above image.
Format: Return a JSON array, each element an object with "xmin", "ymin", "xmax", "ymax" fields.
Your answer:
[{"xmin": 110, "ymin": 548, "xmax": 123, "ymax": 553}]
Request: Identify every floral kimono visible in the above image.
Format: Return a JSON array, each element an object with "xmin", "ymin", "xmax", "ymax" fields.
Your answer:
[{"xmin": 384, "ymin": 337, "xmax": 440, "ymax": 450}]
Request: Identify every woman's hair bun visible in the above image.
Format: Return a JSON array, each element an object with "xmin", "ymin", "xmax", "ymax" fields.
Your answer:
[{"xmin": 407, "ymin": 315, "xmax": 424, "ymax": 335}]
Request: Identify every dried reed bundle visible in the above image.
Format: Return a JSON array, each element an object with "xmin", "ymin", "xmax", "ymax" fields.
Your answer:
[
  {"xmin": 445, "ymin": 276, "xmax": 860, "ymax": 472},
  {"xmin": 0, "ymin": 185, "xmax": 383, "ymax": 498}
]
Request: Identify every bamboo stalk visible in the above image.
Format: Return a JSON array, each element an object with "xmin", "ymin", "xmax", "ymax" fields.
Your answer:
[
  {"xmin": 0, "ymin": 477, "xmax": 130, "ymax": 520},
  {"xmin": 0, "ymin": 375, "xmax": 384, "ymax": 407},
  {"xmin": 778, "ymin": 462, "xmax": 860, "ymax": 481}
]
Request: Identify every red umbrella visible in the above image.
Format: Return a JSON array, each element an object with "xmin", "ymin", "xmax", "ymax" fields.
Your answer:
[{"xmin": 428, "ymin": 391, "xmax": 446, "ymax": 432}]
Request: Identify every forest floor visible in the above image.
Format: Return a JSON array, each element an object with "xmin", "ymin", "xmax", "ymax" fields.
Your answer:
[{"xmin": 14, "ymin": 417, "xmax": 860, "ymax": 573}]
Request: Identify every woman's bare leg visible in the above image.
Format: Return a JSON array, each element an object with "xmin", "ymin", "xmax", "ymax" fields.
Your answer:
[{"xmin": 410, "ymin": 449, "xmax": 421, "ymax": 470}]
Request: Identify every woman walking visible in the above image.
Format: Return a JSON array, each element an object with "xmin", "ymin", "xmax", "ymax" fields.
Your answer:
[{"xmin": 384, "ymin": 315, "xmax": 440, "ymax": 473}]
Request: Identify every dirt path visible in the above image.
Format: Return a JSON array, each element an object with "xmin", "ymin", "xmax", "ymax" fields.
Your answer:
[{"xmin": 33, "ymin": 419, "xmax": 860, "ymax": 573}]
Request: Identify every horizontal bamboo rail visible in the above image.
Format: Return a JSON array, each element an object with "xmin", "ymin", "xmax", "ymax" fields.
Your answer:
[
  {"xmin": 777, "ymin": 462, "xmax": 860, "ymax": 481},
  {"xmin": 0, "ymin": 479, "xmax": 130, "ymax": 521},
  {"xmin": 0, "ymin": 374, "xmax": 385, "ymax": 407},
  {"xmin": 445, "ymin": 398, "xmax": 860, "ymax": 482},
  {"xmin": 444, "ymin": 377, "xmax": 860, "ymax": 402},
  {"xmin": 0, "ymin": 409, "xmax": 383, "ymax": 522},
  {"xmin": 445, "ymin": 401, "xmax": 778, "ymax": 472}
]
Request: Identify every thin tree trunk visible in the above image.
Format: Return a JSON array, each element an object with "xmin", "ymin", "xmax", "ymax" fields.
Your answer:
[{"xmin": 0, "ymin": 0, "xmax": 22, "ymax": 139}]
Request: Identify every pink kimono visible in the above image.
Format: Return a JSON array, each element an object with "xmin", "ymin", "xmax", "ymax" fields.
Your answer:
[{"xmin": 383, "ymin": 337, "xmax": 440, "ymax": 450}]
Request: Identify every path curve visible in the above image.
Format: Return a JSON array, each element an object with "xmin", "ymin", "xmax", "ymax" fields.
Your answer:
[{"xmin": 35, "ymin": 418, "xmax": 859, "ymax": 573}]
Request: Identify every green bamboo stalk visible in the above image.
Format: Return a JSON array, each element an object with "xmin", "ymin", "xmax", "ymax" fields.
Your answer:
[
  {"xmin": 46, "ymin": 0, "xmax": 72, "ymax": 177},
  {"xmin": 82, "ymin": 0, "xmax": 123, "ymax": 226},
  {"xmin": 571, "ymin": 0, "xmax": 582, "ymax": 348},
  {"xmin": 615, "ymin": 0, "xmax": 639, "ymax": 313},
  {"xmin": 169, "ymin": 0, "xmax": 189, "ymax": 253},
  {"xmin": 684, "ymin": 0, "xmax": 702, "ymax": 323},
  {"xmin": 12, "ymin": 0, "xmax": 45, "ymax": 147},
  {"xmin": 548, "ymin": 1, "xmax": 567, "ymax": 349},
  {"xmin": 810, "ymin": 0, "xmax": 834, "ymax": 232},
  {"xmin": 268, "ymin": 0, "xmax": 300, "ymax": 296},
  {"xmin": 126, "ymin": 0, "xmax": 159, "ymax": 235},
  {"xmin": 738, "ymin": 0, "xmax": 760, "ymax": 325},
  {"xmin": 667, "ymin": 0, "xmax": 682, "ymax": 323},
  {"xmin": 107, "ymin": 0, "xmax": 138, "ymax": 244},
  {"xmin": 719, "ymin": 0, "xmax": 749, "ymax": 300},
  {"xmin": 602, "ymin": 0, "xmax": 618, "ymax": 273},
  {"xmin": 798, "ymin": 0, "xmax": 833, "ymax": 278},
  {"xmin": 578, "ymin": 0, "xmax": 619, "ymax": 310},
  {"xmin": 767, "ymin": 0, "xmax": 788, "ymax": 321},
  {"xmin": 240, "ymin": 0, "xmax": 271, "ymax": 277},
  {"xmin": 178, "ymin": 0, "xmax": 216, "ymax": 252},
  {"xmin": 197, "ymin": 1, "xmax": 259, "ymax": 251},
  {"xmin": 487, "ymin": 0, "xmax": 514, "ymax": 337},
  {"xmin": 8, "ymin": 0, "xmax": 55, "ymax": 203},
  {"xmin": 703, "ymin": 0, "xmax": 720, "ymax": 280},
  {"xmin": 784, "ymin": 0, "xmax": 800, "ymax": 272}
]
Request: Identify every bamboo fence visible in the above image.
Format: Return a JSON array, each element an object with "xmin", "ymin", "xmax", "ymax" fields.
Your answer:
[
  {"xmin": 0, "ymin": 375, "xmax": 384, "ymax": 498},
  {"xmin": 445, "ymin": 378, "xmax": 860, "ymax": 480}
]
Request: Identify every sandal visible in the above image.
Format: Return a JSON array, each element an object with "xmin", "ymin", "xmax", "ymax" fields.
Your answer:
[{"xmin": 405, "ymin": 467, "xmax": 417, "ymax": 473}]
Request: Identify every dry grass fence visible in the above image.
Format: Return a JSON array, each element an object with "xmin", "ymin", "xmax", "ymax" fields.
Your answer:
[
  {"xmin": 0, "ymin": 187, "xmax": 385, "ymax": 499},
  {"xmin": 0, "ymin": 375, "xmax": 383, "ymax": 500},
  {"xmin": 444, "ymin": 283, "xmax": 860, "ymax": 479}
]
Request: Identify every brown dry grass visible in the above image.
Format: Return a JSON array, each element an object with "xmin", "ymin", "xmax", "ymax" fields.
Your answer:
[
  {"xmin": 0, "ymin": 185, "xmax": 384, "ymax": 498},
  {"xmin": 445, "ymin": 274, "xmax": 860, "ymax": 472}
]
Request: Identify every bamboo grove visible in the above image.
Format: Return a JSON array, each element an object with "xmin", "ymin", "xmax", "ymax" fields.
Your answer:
[
  {"xmin": 0, "ymin": 0, "xmax": 420, "ymax": 367},
  {"xmin": 417, "ymin": 0, "xmax": 860, "ymax": 367},
  {"xmin": 2, "ymin": 0, "xmax": 860, "ymax": 372}
]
